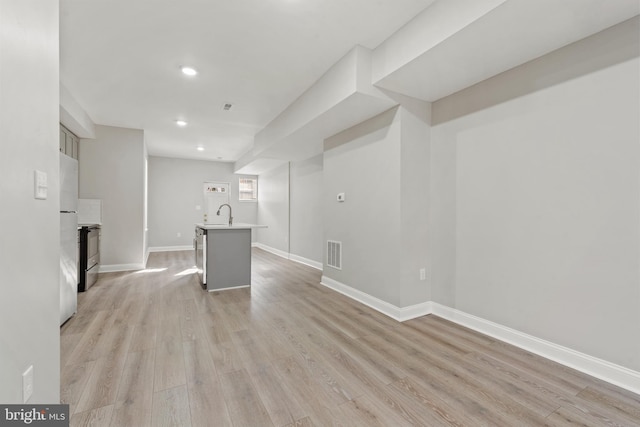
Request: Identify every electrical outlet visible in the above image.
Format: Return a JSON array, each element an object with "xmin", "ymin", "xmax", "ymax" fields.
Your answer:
[
  {"xmin": 23, "ymin": 365, "xmax": 34, "ymax": 403},
  {"xmin": 419, "ymin": 268, "xmax": 426, "ymax": 281}
]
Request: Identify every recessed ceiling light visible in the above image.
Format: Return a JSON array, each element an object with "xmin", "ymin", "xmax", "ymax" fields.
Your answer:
[
  {"xmin": 197, "ymin": 146, "xmax": 204, "ymax": 151},
  {"xmin": 176, "ymin": 120, "xmax": 187, "ymax": 127},
  {"xmin": 181, "ymin": 66, "xmax": 197, "ymax": 76}
]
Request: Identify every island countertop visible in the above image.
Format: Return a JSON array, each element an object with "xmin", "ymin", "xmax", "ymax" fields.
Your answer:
[{"xmin": 195, "ymin": 223, "xmax": 267, "ymax": 230}]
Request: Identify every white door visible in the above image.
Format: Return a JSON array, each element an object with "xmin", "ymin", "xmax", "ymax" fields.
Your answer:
[{"xmin": 203, "ymin": 182, "xmax": 230, "ymax": 224}]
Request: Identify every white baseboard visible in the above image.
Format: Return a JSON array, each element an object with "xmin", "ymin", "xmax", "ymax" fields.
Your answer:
[
  {"xmin": 289, "ymin": 253, "xmax": 323, "ymax": 271},
  {"xmin": 253, "ymin": 242, "xmax": 289, "ymax": 259},
  {"xmin": 148, "ymin": 245, "xmax": 193, "ymax": 252},
  {"xmin": 101, "ymin": 247, "xmax": 640, "ymax": 394},
  {"xmin": 430, "ymin": 303, "xmax": 640, "ymax": 395},
  {"xmin": 317, "ymin": 275, "xmax": 640, "ymax": 395},
  {"xmin": 208, "ymin": 284, "xmax": 250, "ymax": 292},
  {"xmin": 99, "ymin": 263, "xmax": 145, "ymax": 273},
  {"xmin": 320, "ymin": 276, "xmax": 432, "ymax": 322},
  {"xmin": 253, "ymin": 242, "xmax": 323, "ymax": 271}
]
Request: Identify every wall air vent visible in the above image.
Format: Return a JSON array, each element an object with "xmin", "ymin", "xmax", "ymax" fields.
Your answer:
[
  {"xmin": 223, "ymin": 103, "xmax": 233, "ymax": 111},
  {"xmin": 327, "ymin": 240, "xmax": 342, "ymax": 270}
]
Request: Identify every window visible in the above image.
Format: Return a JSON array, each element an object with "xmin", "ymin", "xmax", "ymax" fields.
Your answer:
[{"xmin": 239, "ymin": 178, "xmax": 257, "ymax": 201}]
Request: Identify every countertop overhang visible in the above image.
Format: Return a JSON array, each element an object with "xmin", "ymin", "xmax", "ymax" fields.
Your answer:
[{"xmin": 196, "ymin": 223, "xmax": 267, "ymax": 230}]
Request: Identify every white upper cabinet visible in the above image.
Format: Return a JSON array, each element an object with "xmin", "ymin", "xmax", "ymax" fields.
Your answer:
[{"xmin": 60, "ymin": 124, "xmax": 79, "ymax": 160}]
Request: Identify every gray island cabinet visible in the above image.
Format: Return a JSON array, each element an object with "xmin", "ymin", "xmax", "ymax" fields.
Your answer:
[{"xmin": 194, "ymin": 223, "xmax": 266, "ymax": 291}]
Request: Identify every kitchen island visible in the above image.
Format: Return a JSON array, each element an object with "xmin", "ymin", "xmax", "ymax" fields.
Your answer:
[{"xmin": 194, "ymin": 223, "xmax": 267, "ymax": 291}]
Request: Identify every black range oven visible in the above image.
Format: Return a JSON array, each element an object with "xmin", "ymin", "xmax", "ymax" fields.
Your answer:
[{"xmin": 79, "ymin": 225, "xmax": 100, "ymax": 292}]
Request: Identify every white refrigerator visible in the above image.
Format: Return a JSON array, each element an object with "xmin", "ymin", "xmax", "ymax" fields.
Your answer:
[{"xmin": 60, "ymin": 153, "xmax": 78, "ymax": 325}]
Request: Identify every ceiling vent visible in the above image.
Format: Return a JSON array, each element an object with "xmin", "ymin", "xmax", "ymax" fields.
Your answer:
[
  {"xmin": 327, "ymin": 240, "xmax": 342, "ymax": 270},
  {"xmin": 223, "ymin": 103, "xmax": 233, "ymax": 111}
]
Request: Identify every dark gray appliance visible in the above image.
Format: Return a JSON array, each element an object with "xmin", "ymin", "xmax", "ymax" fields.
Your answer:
[
  {"xmin": 79, "ymin": 225, "xmax": 100, "ymax": 291},
  {"xmin": 195, "ymin": 226, "xmax": 206, "ymax": 289}
]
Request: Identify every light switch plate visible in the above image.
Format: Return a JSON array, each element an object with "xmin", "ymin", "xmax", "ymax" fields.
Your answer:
[
  {"xmin": 337, "ymin": 193, "xmax": 345, "ymax": 202},
  {"xmin": 34, "ymin": 170, "xmax": 47, "ymax": 200}
]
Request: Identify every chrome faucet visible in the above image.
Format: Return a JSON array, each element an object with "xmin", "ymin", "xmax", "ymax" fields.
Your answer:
[{"xmin": 216, "ymin": 203, "xmax": 233, "ymax": 226}]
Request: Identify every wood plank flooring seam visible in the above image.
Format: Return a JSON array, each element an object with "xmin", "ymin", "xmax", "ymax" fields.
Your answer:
[{"xmin": 60, "ymin": 249, "xmax": 640, "ymax": 427}]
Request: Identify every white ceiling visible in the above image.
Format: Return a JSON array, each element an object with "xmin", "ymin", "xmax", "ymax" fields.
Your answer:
[
  {"xmin": 59, "ymin": 0, "xmax": 435, "ymax": 162},
  {"xmin": 374, "ymin": 0, "xmax": 640, "ymax": 101}
]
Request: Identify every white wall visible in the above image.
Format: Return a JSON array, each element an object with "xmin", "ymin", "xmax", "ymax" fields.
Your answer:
[
  {"xmin": 322, "ymin": 104, "xmax": 431, "ymax": 308},
  {"xmin": 256, "ymin": 163, "xmax": 290, "ymax": 253},
  {"xmin": 323, "ymin": 108, "xmax": 404, "ymax": 306},
  {"xmin": 0, "ymin": 0, "xmax": 61, "ymax": 403},
  {"xmin": 398, "ymin": 104, "xmax": 431, "ymax": 307},
  {"xmin": 430, "ymin": 17, "xmax": 640, "ymax": 371},
  {"xmin": 147, "ymin": 156, "xmax": 258, "ymax": 248},
  {"xmin": 79, "ymin": 125, "xmax": 146, "ymax": 270},
  {"xmin": 289, "ymin": 155, "xmax": 324, "ymax": 265},
  {"xmin": 254, "ymin": 157, "xmax": 324, "ymax": 267}
]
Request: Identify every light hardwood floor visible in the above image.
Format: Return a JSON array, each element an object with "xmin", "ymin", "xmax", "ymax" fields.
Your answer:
[{"xmin": 61, "ymin": 249, "xmax": 640, "ymax": 426}]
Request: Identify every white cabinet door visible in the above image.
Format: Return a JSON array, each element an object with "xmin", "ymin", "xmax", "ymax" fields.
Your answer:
[
  {"xmin": 65, "ymin": 132, "xmax": 73, "ymax": 156},
  {"xmin": 72, "ymin": 136, "xmax": 78, "ymax": 159},
  {"xmin": 60, "ymin": 128, "xmax": 66, "ymax": 153},
  {"xmin": 60, "ymin": 125, "xmax": 80, "ymax": 159}
]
